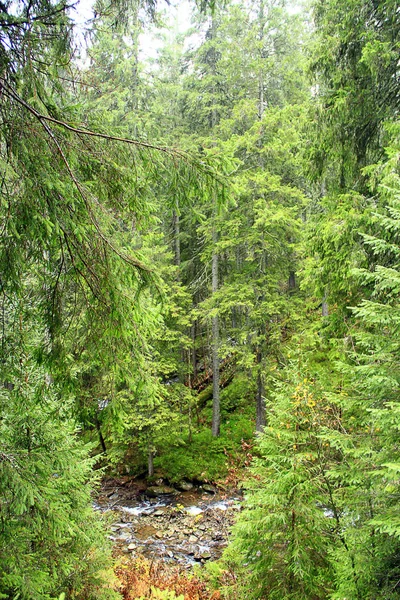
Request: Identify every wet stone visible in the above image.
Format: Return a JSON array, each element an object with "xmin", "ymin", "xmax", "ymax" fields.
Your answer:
[
  {"xmin": 145, "ymin": 485, "xmax": 178, "ymax": 498},
  {"xmin": 176, "ymin": 480, "xmax": 194, "ymax": 492},
  {"xmin": 195, "ymin": 550, "xmax": 211, "ymax": 560},
  {"xmin": 202, "ymin": 484, "xmax": 217, "ymax": 494}
]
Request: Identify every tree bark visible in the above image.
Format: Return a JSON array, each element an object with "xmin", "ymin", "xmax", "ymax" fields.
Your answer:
[
  {"xmin": 95, "ymin": 418, "xmax": 107, "ymax": 454},
  {"xmin": 258, "ymin": 0, "xmax": 266, "ymax": 120},
  {"xmin": 148, "ymin": 447, "xmax": 154, "ymax": 477},
  {"xmin": 192, "ymin": 319, "xmax": 198, "ymax": 380},
  {"xmin": 322, "ymin": 290, "xmax": 329, "ymax": 317},
  {"xmin": 211, "ymin": 220, "xmax": 220, "ymax": 437},
  {"xmin": 173, "ymin": 205, "xmax": 181, "ymax": 267},
  {"xmin": 210, "ymin": 14, "xmax": 220, "ymax": 438},
  {"xmin": 256, "ymin": 348, "xmax": 265, "ymax": 431}
]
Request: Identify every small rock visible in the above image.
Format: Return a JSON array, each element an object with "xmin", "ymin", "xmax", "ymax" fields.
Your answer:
[
  {"xmin": 145, "ymin": 485, "xmax": 178, "ymax": 498},
  {"xmin": 176, "ymin": 480, "xmax": 194, "ymax": 492},
  {"xmin": 155, "ymin": 531, "xmax": 163, "ymax": 539},
  {"xmin": 167, "ymin": 550, "xmax": 174, "ymax": 558},
  {"xmin": 185, "ymin": 506, "xmax": 203, "ymax": 516},
  {"xmin": 202, "ymin": 484, "xmax": 216, "ymax": 494},
  {"xmin": 188, "ymin": 535, "xmax": 198, "ymax": 543},
  {"xmin": 127, "ymin": 543, "xmax": 136, "ymax": 551},
  {"xmin": 153, "ymin": 509, "xmax": 165, "ymax": 516}
]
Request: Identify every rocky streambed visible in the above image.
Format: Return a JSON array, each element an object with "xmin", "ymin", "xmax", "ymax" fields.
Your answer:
[{"xmin": 96, "ymin": 478, "xmax": 242, "ymax": 567}]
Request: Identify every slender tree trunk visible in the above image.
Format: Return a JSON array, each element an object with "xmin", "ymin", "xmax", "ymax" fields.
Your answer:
[
  {"xmin": 258, "ymin": 71, "xmax": 264, "ymax": 120},
  {"xmin": 211, "ymin": 217, "xmax": 220, "ymax": 437},
  {"xmin": 130, "ymin": 5, "xmax": 140, "ymax": 138},
  {"xmin": 192, "ymin": 319, "xmax": 197, "ymax": 380},
  {"xmin": 258, "ymin": 0, "xmax": 266, "ymax": 120},
  {"xmin": 322, "ymin": 290, "xmax": 329, "ymax": 317},
  {"xmin": 209, "ymin": 14, "xmax": 220, "ymax": 438},
  {"xmin": 95, "ymin": 418, "xmax": 107, "ymax": 454},
  {"xmin": 256, "ymin": 348, "xmax": 265, "ymax": 431},
  {"xmin": 231, "ymin": 307, "xmax": 237, "ymax": 330},
  {"xmin": 148, "ymin": 446, "xmax": 154, "ymax": 478},
  {"xmin": 173, "ymin": 203, "xmax": 181, "ymax": 267}
]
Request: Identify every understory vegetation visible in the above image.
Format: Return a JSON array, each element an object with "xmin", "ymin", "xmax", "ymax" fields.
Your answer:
[{"xmin": 0, "ymin": 0, "xmax": 399, "ymax": 597}]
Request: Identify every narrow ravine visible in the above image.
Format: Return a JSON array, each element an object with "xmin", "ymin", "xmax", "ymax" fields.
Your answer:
[{"xmin": 96, "ymin": 479, "xmax": 242, "ymax": 567}]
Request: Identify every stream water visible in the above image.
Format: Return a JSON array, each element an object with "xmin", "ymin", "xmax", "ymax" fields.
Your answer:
[{"xmin": 96, "ymin": 482, "xmax": 242, "ymax": 567}]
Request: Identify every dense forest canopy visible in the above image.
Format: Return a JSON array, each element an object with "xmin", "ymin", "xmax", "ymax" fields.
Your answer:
[{"xmin": 0, "ymin": 0, "xmax": 399, "ymax": 597}]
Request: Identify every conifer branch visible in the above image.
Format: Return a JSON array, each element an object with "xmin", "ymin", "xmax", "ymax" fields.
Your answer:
[
  {"xmin": 0, "ymin": 78, "xmax": 152, "ymax": 273},
  {"xmin": 0, "ymin": 78, "xmax": 223, "ymax": 182}
]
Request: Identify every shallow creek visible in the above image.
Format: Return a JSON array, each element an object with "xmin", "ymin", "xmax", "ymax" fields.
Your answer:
[{"xmin": 95, "ymin": 480, "xmax": 242, "ymax": 567}]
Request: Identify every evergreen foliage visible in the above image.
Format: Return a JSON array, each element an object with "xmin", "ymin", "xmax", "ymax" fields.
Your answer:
[{"xmin": 1, "ymin": 0, "xmax": 399, "ymax": 596}]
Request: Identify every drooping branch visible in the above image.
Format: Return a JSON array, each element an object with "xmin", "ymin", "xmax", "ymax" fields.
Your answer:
[
  {"xmin": 39, "ymin": 115, "xmax": 151, "ymax": 273},
  {"xmin": 0, "ymin": 3, "xmax": 74, "ymax": 29},
  {"xmin": 0, "ymin": 78, "xmax": 223, "ymax": 182},
  {"xmin": 0, "ymin": 79, "xmax": 153, "ymax": 273}
]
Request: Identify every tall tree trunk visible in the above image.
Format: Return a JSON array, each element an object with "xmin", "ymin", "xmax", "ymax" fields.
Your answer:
[
  {"xmin": 173, "ymin": 200, "xmax": 186, "ymax": 385},
  {"xmin": 130, "ymin": 4, "xmax": 141, "ymax": 138},
  {"xmin": 192, "ymin": 319, "xmax": 198, "ymax": 380},
  {"xmin": 256, "ymin": 348, "xmax": 265, "ymax": 431},
  {"xmin": 173, "ymin": 203, "xmax": 181, "ymax": 267},
  {"xmin": 211, "ymin": 219, "xmax": 220, "ymax": 437},
  {"xmin": 209, "ymin": 14, "xmax": 220, "ymax": 438},
  {"xmin": 258, "ymin": 0, "xmax": 266, "ymax": 120},
  {"xmin": 148, "ymin": 446, "xmax": 154, "ymax": 478}
]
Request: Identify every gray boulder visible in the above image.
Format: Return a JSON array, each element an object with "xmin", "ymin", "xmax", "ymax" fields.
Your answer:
[
  {"xmin": 176, "ymin": 480, "xmax": 194, "ymax": 492},
  {"xmin": 145, "ymin": 485, "xmax": 178, "ymax": 497}
]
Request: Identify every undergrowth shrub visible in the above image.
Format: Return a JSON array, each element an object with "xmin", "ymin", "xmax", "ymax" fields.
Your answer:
[{"xmin": 116, "ymin": 556, "xmax": 220, "ymax": 600}]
